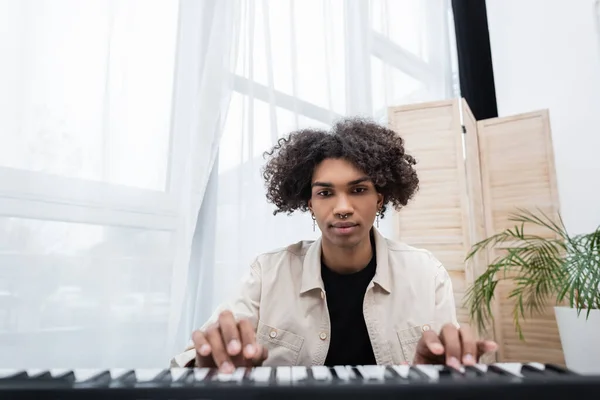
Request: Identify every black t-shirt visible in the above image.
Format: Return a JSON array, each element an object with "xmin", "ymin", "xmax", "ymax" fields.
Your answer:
[{"xmin": 320, "ymin": 238, "xmax": 377, "ymax": 366}]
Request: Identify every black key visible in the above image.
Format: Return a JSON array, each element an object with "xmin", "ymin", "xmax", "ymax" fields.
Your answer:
[
  {"xmin": 0, "ymin": 371, "xmax": 27, "ymax": 381},
  {"xmin": 438, "ymin": 366, "xmax": 464, "ymax": 380},
  {"xmin": 75, "ymin": 370, "xmax": 112, "ymax": 387},
  {"xmin": 463, "ymin": 366, "xmax": 486, "ymax": 379},
  {"xmin": 520, "ymin": 364, "xmax": 546, "ymax": 378},
  {"xmin": 29, "ymin": 371, "xmax": 52, "ymax": 380},
  {"xmin": 545, "ymin": 364, "xmax": 578, "ymax": 376}
]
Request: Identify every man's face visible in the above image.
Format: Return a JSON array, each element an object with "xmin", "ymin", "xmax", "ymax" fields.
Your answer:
[{"xmin": 308, "ymin": 158, "xmax": 383, "ymax": 249}]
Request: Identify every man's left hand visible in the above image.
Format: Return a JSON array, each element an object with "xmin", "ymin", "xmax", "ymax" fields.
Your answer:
[{"xmin": 413, "ymin": 323, "xmax": 497, "ymax": 368}]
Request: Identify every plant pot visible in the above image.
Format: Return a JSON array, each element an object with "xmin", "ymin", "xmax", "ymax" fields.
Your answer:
[{"xmin": 554, "ymin": 306, "xmax": 600, "ymax": 374}]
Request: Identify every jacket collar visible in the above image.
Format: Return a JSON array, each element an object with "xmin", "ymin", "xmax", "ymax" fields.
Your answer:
[{"xmin": 300, "ymin": 228, "xmax": 392, "ymax": 294}]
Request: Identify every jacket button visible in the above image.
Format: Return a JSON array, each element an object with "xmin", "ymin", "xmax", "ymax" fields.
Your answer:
[
  {"xmin": 269, "ymin": 330, "xmax": 277, "ymax": 338},
  {"xmin": 319, "ymin": 332, "xmax": 327, "ymax": 340}
]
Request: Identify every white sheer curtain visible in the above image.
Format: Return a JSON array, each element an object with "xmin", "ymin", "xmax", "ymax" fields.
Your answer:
[
  {"xmin": 0, "ymin": 0, "xmax": 239, "ymax": 368},
  {"xmin": 0, "ymin": 0, "xmax": 457, "ymax": 369},
  {"xmin": 180, "ymin": 0, "xmax": 460, "ymax": 341}
]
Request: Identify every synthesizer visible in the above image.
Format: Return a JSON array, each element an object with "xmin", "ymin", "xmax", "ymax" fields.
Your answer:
[{"xmin": 1, "ymin": 363, "xmax": 599, "ymax": 400}]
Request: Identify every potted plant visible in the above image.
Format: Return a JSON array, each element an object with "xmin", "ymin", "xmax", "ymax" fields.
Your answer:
[{"xmin": 464, "ymin": 208, "xmax": 600, "ymax": 374}]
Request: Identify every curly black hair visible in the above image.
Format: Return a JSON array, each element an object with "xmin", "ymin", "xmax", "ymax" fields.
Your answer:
[{"xmin": 262, "ymin": 117, "xmax": 419, "ymax": 218}]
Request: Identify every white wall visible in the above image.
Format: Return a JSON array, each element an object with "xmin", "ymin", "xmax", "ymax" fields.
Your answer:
[{"xmin": 486, "ymin": 0, "xmax": 600, "ymax": 234}]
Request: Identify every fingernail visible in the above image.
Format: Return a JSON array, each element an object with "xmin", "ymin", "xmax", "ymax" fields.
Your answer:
[
  {"xmin": 485, "ymin": 341, "xmax": 498, "ymax": 351},
  {"xmin": 220, "ymin": 361, "xmax": 234, "ymax": 373},
  {"xmin": 199, "ymin": 344, "xmax": 211, "ymax": 356},
  {"xmin": 448, "ymin": 356, "xmax": 460, "ymax": 368},
  {"xmin": 430, "ymin": 343, "xmax": 444, "ymax": 354},
  {"xmin": 227, "ymin": 339, "xmax": 241, "ymax": 355},
  {"xmin": 244, "ymin": 344, "xmax": 256, "ymax": 357},
  {"xmin": 463, "ymin": 353, "xmax": 474, "ymax": 364}
]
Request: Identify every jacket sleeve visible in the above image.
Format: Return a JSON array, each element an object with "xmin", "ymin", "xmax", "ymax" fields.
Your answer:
[
  {"xmin": 169, "ymin": 260, "xmax": 263, "ymax": 368},
  {"xmin": 433, "ymin": 264, "xmax": 460, "ymax": 332}
]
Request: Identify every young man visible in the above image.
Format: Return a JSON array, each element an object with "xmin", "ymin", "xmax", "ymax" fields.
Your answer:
[{"xmin": 171, "ymin": 118, "xmax": 497, "ymax": 372}]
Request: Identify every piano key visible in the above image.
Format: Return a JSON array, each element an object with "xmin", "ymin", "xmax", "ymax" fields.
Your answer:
[
  {"xmin": 291, "ymin": 366, "xmax": 308, "ymax": 382},
  {"xmin": 437, "ymin": 366, "xmax": 465, "ymax": 380},
  {"xmin": 544, "ymin": 364, "xmax": 577, "ymax": 375},
  {"xmin": 134, "ymin": 369, "xmax": 167, "ymax": 383},
  {"xmin": 415, "ymin": 365, "xmax": 441, "ymax": 381},
  {"xmin": 231, "ymin": 367, "xmax": 247, "ymax": 382},
  {"xmin": 26, "ymin": 369, "xmax": 47, "ymax": 378},
  {"xmin": 311, "ymin": 366, "xmax": 332, "ymax": 380},
  {"xmin": 276, "ymin": 367, "xmax": 291, "ymax": 382},
  {"xmin": 49, "ymin": 369, "xmax": 71, "ymax": 378},
  {"xmin": 357, "ymin": 365, "xmax": 386, "ymax": 381},
  {"xmin": 472, "ymin": 364, "xmax": 488, "ymax": 373},
  {"xmin": 333, "ymin": 366, "xmax": 352, "ymax": 381},
  {"xmin": 170, "ymin": 368, "xmax": 190, "ymax": 382},
  {"xmin": 463, "ymin": 365, "xmax": 485, "ymax": 378},
  {"xmin": 108, "ymin": 369, "xmax": 131, "ymax": 380},
  {"xmin": 73, "ymin": 369, "xmax": 109, "ymax": 383},
  {"xmin": 250, "ymin": 367, "xmax": 272, "ymax": 383},
  {"xmin": 0, "ymin": 370, "xmax": 26, "ymax": 380},
  {"xmin": 527, "ymin": 362, "xmax": 545, "ymax": 371},
  {"xmin": 215, "ymin": 367, "xmax": 245, "ymax": 383},
  {"xmin": 493, "ymin": 363, "xmax": 524, "ymax": 377},
  {"xmin": 391, "ymin": 365, "xmax": 410, "ymax": 379},
  {"xmin": 520, "ymin": 364, "xmax": 546, "ymax": 377},
  {"xmin": 193, "ymin": 368, "xmax": 210, "ymax": 382}
]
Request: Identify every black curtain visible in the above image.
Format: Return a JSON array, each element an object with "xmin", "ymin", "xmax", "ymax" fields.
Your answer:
[{"xmin": 451, "ymin": 0, "xmax": 498, "ymax": 121}]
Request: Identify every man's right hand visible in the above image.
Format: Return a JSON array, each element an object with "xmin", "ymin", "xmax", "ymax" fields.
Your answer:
[{"xmin": 191, "ymin": 310, "xmax": 268, "ymax": 373}]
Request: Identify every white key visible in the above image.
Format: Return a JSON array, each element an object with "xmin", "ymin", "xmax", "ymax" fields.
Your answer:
[
  {"xmin": 73, "ymin": 369, "xmax": 105, "ymax": 383},
  {"xmin": 291, "ymin": 366, "xmax": 308, "ymax": 382},
  {"xmin": 357, "ymin": 365, "xmax": 386, "ymax": 381},
  {"xmin": 230, "ymin": 368, "xmax": 246, "ymax": 383},
  {"xmin": 170, "ymin": 368, "xmax": 189, "ymax": 382},
  {"xmin": 473, "ymin": 364, "xmax": 488, "ymax": 373},
  {"xmin": 0, "ymin": 369, "xmax": 23, "ymax": 379},
  {"xmin": 134, "ymin": 369, "xmax": 164, "ymax": 382},
  {"xmin": 193, "ymin": 368, "xmax": 210, "ymax": 382},
  {"xmin": 526, "ymin": 362, "xmax": 545, "ymax": 371},
  {"xmin": 215, "ymin": 372, "xmax": 232, "ymax": 382},
  {"xmin": 250, "ymin": 367, "xmax": 272, "ymax": 383},
  {"xmin": 215, "ymin": 368, "xmax": 245, "ymax": 382},
  {"xmin": 415, "ymin": 365, "xmax": 441, "ymax": 380},
  {"xmin": 109, "ymin": 369, "xmax": 130, "ymax": 380},
  {"xmin": 333, "ymin": 366, "xmax": 351, "ymax": 381},
  {"xmin": 311, "ymin": 366, "xmax": 332, "ymax": 380},
  {"xmin": 50, "ymin": 369, "xmax": 71, "ymax": 378},
  {"xmin": 392, "ymin": 365, "xmax": 410, "ymax": 379},
  {"xmin": 494, "ymin": 363, "xmax": 523, "ymax": 377},
  {"xmin": 276, "ymin": 366, "xmax": 291, "ymax": 382}
]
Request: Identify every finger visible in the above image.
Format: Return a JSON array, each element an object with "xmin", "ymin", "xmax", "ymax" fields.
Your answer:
[
  {"xmin": 439, "ymin": 324, "xmax": 462, "ymax": 368},
  {"xmin": 458, "ymin": 327, "xmax": 477, "ymax": 365},
  {"xmin": 421, "ymin": 330, "xmax": 445, "ymax": 355},
  {"xmin": 250, "ymin": 344, "xmax": 269, "ymax": 366},
  {"xmin": 477, "ymin": 340, "xmax": 498, "ymax": 358},
  {"xmin": 413, "ymin": 330, "xmax": 445, "ymax": 364},
  {"xmin": 205, "ymin": 324, "xmax": 234, "ymax": 373},
  {"xmin": 218, "ymin": 311, "xmax": 242, "ymax": 357},
  {"xmin": 238, "ymin": 319, "xmax": 259, "ymax": 359},
  {"xmin": 191, "ymin": 329, "xmax": 215, "ymax": 368}
]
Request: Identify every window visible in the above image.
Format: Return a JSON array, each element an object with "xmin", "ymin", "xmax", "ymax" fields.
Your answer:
[{"xmin": 0, "ymin": 0, "xmax": 181, "ymax": 368}]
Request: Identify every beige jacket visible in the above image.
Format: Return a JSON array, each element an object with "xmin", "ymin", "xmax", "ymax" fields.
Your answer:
[{"xmin": 171, "ymin": 229, "xmax": 458, "ymax": 367}]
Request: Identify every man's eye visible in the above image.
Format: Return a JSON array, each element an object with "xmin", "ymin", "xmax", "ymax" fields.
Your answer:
[
  {"xmin": 353, "ymin": 187, "xmax": 367, "ymax": 193},
  {"xmin": 317, "ymin": 191, "xmax": 331, "ymax": 197}
]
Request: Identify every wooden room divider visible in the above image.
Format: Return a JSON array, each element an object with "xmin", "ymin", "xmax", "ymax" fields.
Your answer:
[{"xmin": 388, "ymin": 98, "xmax": 564, "ymax": 365}]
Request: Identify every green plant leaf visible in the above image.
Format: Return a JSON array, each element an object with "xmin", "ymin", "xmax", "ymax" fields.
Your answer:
[{"xmin": 464, "ymin": 208, "xmax": 600, "ymax": 341}]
